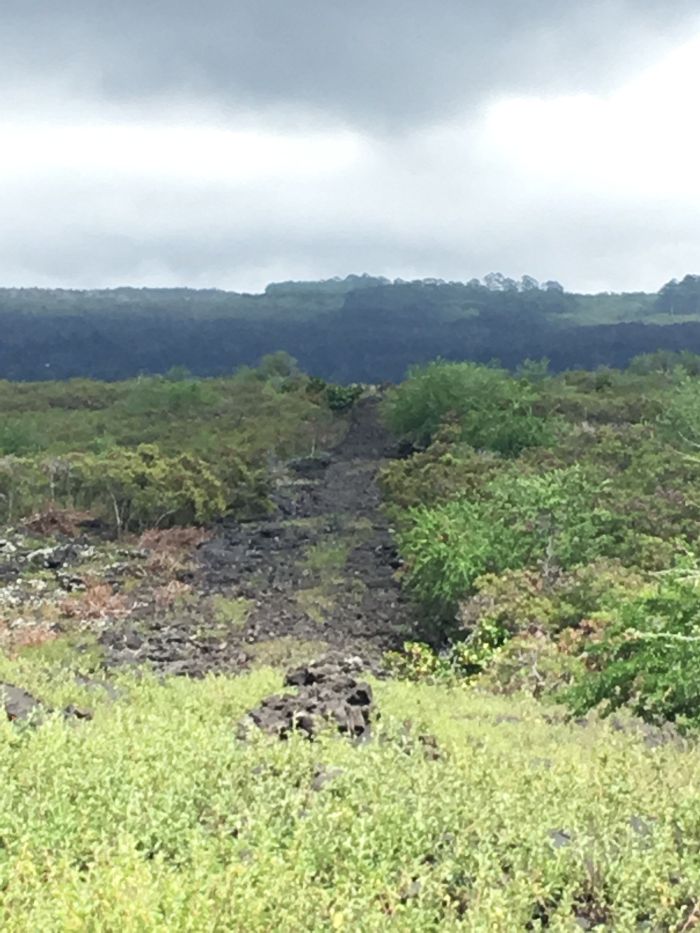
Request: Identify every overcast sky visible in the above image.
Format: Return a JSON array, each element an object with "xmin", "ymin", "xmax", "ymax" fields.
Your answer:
[{"xmin": 2, "ymin": 1, "xmax": 700, "ymax": 294}]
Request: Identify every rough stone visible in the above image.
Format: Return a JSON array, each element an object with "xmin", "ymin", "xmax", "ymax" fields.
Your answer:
[
  {"xmin": 243, "ymin": 659, "xmax": 374, "ymax": 741},
  {"xmin": 1, "ymin": 682, "xmax": 94, "ymax": 724},
  {"xmin": 0, "ymin": 683, "xmax": 44, "ymax": 722}
]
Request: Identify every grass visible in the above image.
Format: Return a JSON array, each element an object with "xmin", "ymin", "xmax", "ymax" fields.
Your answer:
[
  {"xmin": 0, "ymin": 658, "xmax": 699, "ymax": 929},
  {"xmin": 247, "ymin": 637, "xmax": 329, "ymax": 669},
  {"xmin": 295, "ymin": 586, "xmax": 337, "ymax": 624},
  {"xmin": 302, "ymin": 539, "xmax": 351, "ymax": 574},
  {"xmin": 16, "ymin": 633, "xmax": 105, "ymax": 670},
  {"xmin": 210, "ymin": 595, "xmax": 254, "ymax": 629}
]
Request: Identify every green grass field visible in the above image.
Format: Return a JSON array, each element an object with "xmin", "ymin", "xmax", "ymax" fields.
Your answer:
[{"xmin": 1, "ymin": 661, "xmax": 699, "ymax": 930}]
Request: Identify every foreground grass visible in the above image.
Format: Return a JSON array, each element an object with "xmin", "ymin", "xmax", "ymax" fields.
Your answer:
[{"xmin": 0, "ymin": 664, "xmax": 699, "ymax": 930}]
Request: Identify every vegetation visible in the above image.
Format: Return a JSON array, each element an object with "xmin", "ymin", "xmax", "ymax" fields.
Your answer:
[
  {"xmin": 5, "ymin": 349, "xmax": 700, "ymax": 926},
  {"xmin": 0, "ymin": 358, "xmax": 347, "ymax": 532},
  {"xmin": 4, "ymin": 274, "xmax": 700, "ymax": 383},
  {"xmin": 3, "ymin": 664, "xmax": 700, "ymax": 929},
  {"xmin": 383, "ymin": 360, "xmax": 552, "ymax": 454},
  {"xmin": 381, "ymin": 357, "xmax": 700, "ymax": 729}
]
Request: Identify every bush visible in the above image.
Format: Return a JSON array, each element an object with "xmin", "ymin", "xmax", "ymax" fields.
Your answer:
[
  {"xmin": 383, "ymin": 360, "xmax": 552, "ymax": 455},
  {"xmin": 379, "ymin": 424, "xmax": 502, "ymax": 511},
  {"xmin": 563, "ymin": 575, "xmax": 700, "ymax": 728},
  {"xmin": 397, "ymin": 465, "xmax": 619, "ymax": 613},
  {"xmin": 68, "ymin": 445, "xmax": 228, "ymax": 533}
]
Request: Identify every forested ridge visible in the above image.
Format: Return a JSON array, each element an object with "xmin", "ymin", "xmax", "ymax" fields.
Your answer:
[{"xmin": 4, "ymin": 273, "xmax": 700, "ymax": 381}]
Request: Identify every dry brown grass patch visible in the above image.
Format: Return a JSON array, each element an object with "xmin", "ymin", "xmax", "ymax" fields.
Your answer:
[
  {"xmin": 60, "ymin": 582, "xmax": 131, "ymax": 621},
  {"xmin": 138, "ymin": 527, "xmax": 212, "ymax": 575},
  {"xmin": 153, "ymin": 580, "xmax": 193, "ymax": 612},
  {"xmin": 23, "ymin": 506, "xmax": 97, "ymax": 537}
]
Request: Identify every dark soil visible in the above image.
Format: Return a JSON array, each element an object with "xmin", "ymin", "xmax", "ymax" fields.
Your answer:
[{"xmin": 100, "ymin": 398, "xmax": 417, "ymax": 675}]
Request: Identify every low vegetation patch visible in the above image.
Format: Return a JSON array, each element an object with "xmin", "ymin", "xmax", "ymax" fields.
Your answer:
[
  {"xmin": 0, "ymin": 666, "xmax": 699, "ymax": 929},
  {"xmin": 210, "ymin": 595, "xmax": 254, "ymax": 629}
]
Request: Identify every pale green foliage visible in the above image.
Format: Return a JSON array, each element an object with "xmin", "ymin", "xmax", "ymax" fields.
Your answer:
[
  {"xmin": 398, "ymin": 465, "xmax": 617, "ymax": 610},
  {"xmin": 661, "ymin": 375, "xmax": 700, "ymax": 450},
  {"xmin": 210, "ymin": 595, "xmax": 253, "ymax": 628},
  {"xmin": 302, "ymin": 540, "xmax": 351, "ymax": 573},
  {"xmin": 0, "ymin": 666, "xmax": 699, "ymax": 928},
  {"xmin": 0, "ymin": 366, "xmax": 343, "ymax": 529},
  {"xmin": 67, "ymin": 445, "xmax": 229, "ymax": 533}
]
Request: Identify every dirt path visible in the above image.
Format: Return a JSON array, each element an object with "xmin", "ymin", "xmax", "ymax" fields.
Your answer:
[
  {"xmin": 98, "ymin": 398, "xmax": 415, "ymax": 675},
  {"xmin": 194, "ymin": 397, "xmax": 415, "ymax": 668}
]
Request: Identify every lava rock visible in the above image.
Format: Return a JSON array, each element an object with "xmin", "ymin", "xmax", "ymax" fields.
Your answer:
[
  {"xmin": 243, "ymin": 660, "xmax": 374, "ymax": 741},
  {"xmin": 0, "ymin": 683, "xmax": 44, "ymax": 722}
]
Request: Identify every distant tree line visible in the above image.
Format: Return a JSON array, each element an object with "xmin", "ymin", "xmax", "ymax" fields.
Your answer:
[{"xmin": 0, "ymin": 275, "xmax": 696, "ymax": 382}]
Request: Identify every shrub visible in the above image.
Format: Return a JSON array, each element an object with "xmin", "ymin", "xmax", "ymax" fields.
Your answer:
[
  {"xmin": 325, "ymin": 383, "xmax": 364, "ymax": 412},
  {"xmin": 563, "ymin": 575, "xmax": 700, "ymax": 728},
  {"xmin": 68, "ymin": 445, "xmax": 228, "ymax": 533},
  {"xmin": 383, "ymin": 360, "xmax": 552, "ymax": 455},
  {"xmin": 379, "ymin": 424, "xmax": 501, "ymax": 511},
  {"xmin": 397, "ymin": 465, "xmax": 619, "ymax": 613}
]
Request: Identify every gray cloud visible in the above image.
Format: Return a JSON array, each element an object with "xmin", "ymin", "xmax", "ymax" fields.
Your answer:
[
  {"xmin": 2, "ymin": 1, "xmax": 699, "ymax": 128},
  {"xmin": 2, "ymin": 1, "xmax": 700, "ymax": 292}
]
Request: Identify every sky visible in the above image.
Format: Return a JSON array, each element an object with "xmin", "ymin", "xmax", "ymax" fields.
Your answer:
[{"xmin": 2, "ymin": 1, "xmax": 700, "ymax": 294}]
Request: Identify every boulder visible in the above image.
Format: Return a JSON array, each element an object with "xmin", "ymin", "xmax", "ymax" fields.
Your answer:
[
  {"xmin": 0, "ymin": 682, "xmax": 93, "ymax": 724},
  {"xmin": 243, "ymin": 658, "xmax": 374, "ymax": 741},
  {"xmin": 0, "ymin": 683, "xmax": 43, "ymax": 722}
]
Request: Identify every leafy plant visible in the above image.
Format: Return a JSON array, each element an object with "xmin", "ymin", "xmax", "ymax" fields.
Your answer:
[
  {"xmin": 563, "ymin": 575, "xmax": 700, "ymax": 728},
  {"xmin": 383, "ymin": 360, "xmax": 553, "ymax": 455},
  {"xmin": 397, "ymin": 465, "xmax": 619, "ymax": 614}
]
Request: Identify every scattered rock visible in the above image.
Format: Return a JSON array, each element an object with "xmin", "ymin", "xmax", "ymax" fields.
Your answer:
[
  {"xmin": 288, "ymin": 454, "xmax": 333, "ymax": 477},
  {"xmin": 123, "ymin": 629, "xmax": 144, "ymax": 651},
  {"xmin": 399, "ymin": 879, "xmax": 422, "ymax": 902},
  {"xmin": 311, "ymin": 766, "xmax": 344, "ymax": 791},
  {"xmin": 548, "ymin": 828, "xmax": 573, "ymax": 849},
  {"xmin": 609, "ymin": 715, "xmax": 681, "ymax": 748},
  {"xmin": 74, "ymin": 674, "xmax": 123, "ymax": 702},
  {"xmin": 394, "ymin": 719, "xmax": 442, "ymax": 760},
  {"xmin": 0, "ymin": 683, "xmax": 43, "ymax": 722},
  {"xmin": 417, "ymin": 732, "xmax": 441, "ymax": 761},
  {"xmin": 284, "ymin": 655, "xmax": 366, "ymax": 687},
  {"xmin": 56, "ymin": 572, "xmax": 87, "ymax": 592},
  {"xmin": 1, "ymin": 682, "xmax": 93, "ymax": 724},
  {"xmin": 629, "ymin": 814, "xmax": 655, "ymax": 842},
  {"xmin": 63, "ymin": 704, "xmax": 93, "ymax": 721},
  {"xmin": 243, "ymin": 659, "xmax": 374, "ymax": 741}
]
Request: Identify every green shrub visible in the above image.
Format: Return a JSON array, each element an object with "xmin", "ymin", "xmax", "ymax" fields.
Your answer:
[
  {"xmin": 563, "ymin": 574, "xmax": 700, "ymax": 728},
  {"xmin": 379, "ymin": 424, "xmax": 502, "ymax": 511},
  {"xmin": 68, "ymin": 445, "xmax": 228, "ymax": 533},
  {"xmin": 397, "ymin": 465, "xmax": 619, "ymax": 613},
  {"xmin": 325, "ymin": 383, "xmax": 364, "ymax": 412},
  {"xmin": 2, "ymin": 666, "xmax": 700, "ymax": 928},
  {"xmin": 383, "ymin": 360, "xmax": 552, "ymax": 455}
]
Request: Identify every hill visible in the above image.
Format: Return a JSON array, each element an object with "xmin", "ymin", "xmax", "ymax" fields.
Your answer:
[{"xmin": 2, "ymin": 274, "xmax": 700, "ymax": 381}]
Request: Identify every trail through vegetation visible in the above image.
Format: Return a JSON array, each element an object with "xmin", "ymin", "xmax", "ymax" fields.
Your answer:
[{"xmin": 186, "ymin": 396, "xmax": 415, "ymax": 670}]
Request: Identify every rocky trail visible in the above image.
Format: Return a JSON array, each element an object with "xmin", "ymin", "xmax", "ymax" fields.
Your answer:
[{"xmin": 98, "ymin": 398, "xmax": 417, "ymax": 675}]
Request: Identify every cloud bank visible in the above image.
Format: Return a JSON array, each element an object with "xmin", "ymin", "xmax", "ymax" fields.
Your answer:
[{"xmin": 1, "ymin": 1, "xmax": 700, "ymax": 292}]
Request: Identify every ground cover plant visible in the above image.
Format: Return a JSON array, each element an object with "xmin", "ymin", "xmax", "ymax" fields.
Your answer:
[
  {"xmin": 3, "ymin": 663, "xmax": 700, "ymax": 930},
  {"xmin": 4, "ymin": 355, "xmax": 700, "ymax": 928},
  {"xmin": 0, "ymin": 356, "xmax": 344, "ymax": 530}
]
